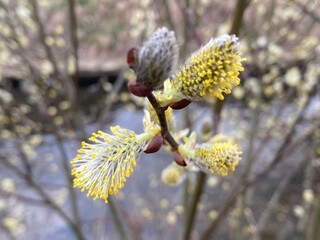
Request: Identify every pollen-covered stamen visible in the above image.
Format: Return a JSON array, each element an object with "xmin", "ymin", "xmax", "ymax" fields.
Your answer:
[{"xmin": 71, "ymin": 126, "xmax": 158, "ymax": 203}]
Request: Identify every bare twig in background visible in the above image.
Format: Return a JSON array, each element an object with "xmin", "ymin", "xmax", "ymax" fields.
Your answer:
[
  {"xmin": 97, "ymin": 72, "xmax": 126, "ymax": 130},
  {"xmin": 29, "ymin": 0, "xmax": 81, "ymax": 130},
  {"xmin": 295, "ymin": 1, "xmax": 320, "ymax": 23},
  {"xmin": 308, "ymin": 193, "xmax": 320, "ymax": 240},
  {"xmin": 183, "ymin": 1, "xmax": 249, "ymax": 239},
  {"xmin": 29, "ymin": 0, "xmax": 62, "ymax": 82},
  {"xmin": 0, "ymin": 155, "xmax": 85, "ymax": 240},
  {"xmin": 55, "ymin": 133, "xmax": 84, "ymax": 239},
  {"xmin": 306, "ymin": 131, "xmax": 320, "ymax": 240},
  {"xmin": 0, "ymin": 3, "xmax": 41, "ymax": 76},
  {"xmin": 256, "ymin": 156, "xmax": 306, "ymax": 233},
  {"xmin": 66, "ymin": 0, "xmax": 80, "ymax": 91},
  {"xmin": 162, "ymin": 0, "xmax": 175, "ymax": 32},
  {"xmin": 200, "ymin": 96, "xmax": 319, "ymax": 239},
  {"xmin": 176, "ymin": 0, "xmax": 202, "ymax": 58}
]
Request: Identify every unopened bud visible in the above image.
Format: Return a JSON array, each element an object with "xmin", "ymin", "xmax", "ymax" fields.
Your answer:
[
  {"xmin": 144, "ymin": 134, "xmax": 163, "ymax": 154},
  {"xmin": 128, "ymin": 79, "xmax": 153, "ymax": 97},
  {"xmin": 132, "ymin": 27, "xmax": 179, "ymax": 90}
]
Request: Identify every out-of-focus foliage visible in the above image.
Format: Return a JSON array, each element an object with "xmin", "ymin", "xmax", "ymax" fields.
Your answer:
[{"xmin": 0, "ymin": 0, "xmax": 319, "ymax": 239}]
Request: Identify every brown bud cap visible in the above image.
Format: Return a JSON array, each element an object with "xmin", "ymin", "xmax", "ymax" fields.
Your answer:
[
  {"xmin": 127, "ymin": 48, "xmax": 138, "ymax": 69},
  {"xmin": 144, "ymin": 134, "xmax": 163, "ymax": 154},
  {"xmin": 170, "ymin": 99, "xmax": 191, "ymax": 110},
  {"xmin": 128, "ymin": 79, "xmax": 153, "ymax": 97},
  {"xmin": 173, "ymin": 151, "xmax": 187, "ymax": 166}
]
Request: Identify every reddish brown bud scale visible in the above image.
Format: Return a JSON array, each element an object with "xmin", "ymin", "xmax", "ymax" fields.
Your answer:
[
  {"xmin": 127, "ymin": 48, "xmax": 138, "ymax": 69},
  {"xmin": 144, "ymin": 134, "xmax": 163, "ymax": 154},
  {"xmin": 170, "ymin": 99, "xmax": 191, "ymax": 110},
  {"xmin": 128, "ymin": 79, "xmax": 153, "ymax": 97},
  {"xmin": 173, "ymin": 151, "xmax": 187, "ymax": 166}
]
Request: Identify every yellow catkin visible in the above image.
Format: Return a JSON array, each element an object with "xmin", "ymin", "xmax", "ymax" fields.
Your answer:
[
  {"xmin": 71, "ymin": 126, "xmax": 149, "ymax": 203},
  {"xmin": 194, "ymin": 142, "xmax": 242, "ymax": 176},
  {"xmin": 172, "ymin": 34, "xmax": 245, "ymax": 100},
  {"xmin": 161, "ymin": 163, "xmax": 185, "ymax": 186}
]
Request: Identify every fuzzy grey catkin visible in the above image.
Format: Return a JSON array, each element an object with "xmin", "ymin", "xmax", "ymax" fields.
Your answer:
[{"xmin": 134, "ymin": 27, "xmax": 179, "ymax": 89}]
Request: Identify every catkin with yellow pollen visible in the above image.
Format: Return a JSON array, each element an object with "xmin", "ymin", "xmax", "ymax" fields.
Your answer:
[
  {"xmin": 173, "ymin": 34, "xmax": 245, "ymax": 100},
  {"xmin": 157, "ymin": 34, "xmax": 245, "ymax": 107},
  {"xmin": 71, "ymin": 125, "xmax": 160, "ymax": 203},
  {"xmin": 178, "ymin": 134, "xmax": 242, "ymax": 176}
]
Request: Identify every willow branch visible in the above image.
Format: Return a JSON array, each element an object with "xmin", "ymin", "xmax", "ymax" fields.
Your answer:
[
  {"xmin": 147, "ymin": 93, "xmax": 179, "ymax": 150},
  {"xmin": 29, "ymin": 0, "xmax": 61, "ymax": 80}
]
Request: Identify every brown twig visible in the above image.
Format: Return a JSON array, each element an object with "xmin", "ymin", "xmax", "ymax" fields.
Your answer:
[{"xmin": 147, "ymin": 93, "xmax": 179, "ymax": 151}]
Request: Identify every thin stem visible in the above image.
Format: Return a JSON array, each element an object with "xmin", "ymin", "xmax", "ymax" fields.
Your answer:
[
  {"xmin": 147, "ymin": 93, "xmax": 179, "ymax": 151},
  {"xmin": 67, "ymin": 0, "xmax": 80, "ymax": 90},
  {"xmin": 29, "ymin": 0, "xmax": 61, "ymax": 81},
  {"xmin": 108, "ymin": 199, "xmax": 126, "ymax": 240},
  {"xmin": 55, "ymin": 134, "xmax": 84, "ymax": 240},
  {"xmin": 306, "ymin": 133, "xmax": 320, "ymax": 240},
  {"xmin": 147, "ymin": 92, "xmax": 197, "ymax": 238},
  {"xmin": 183, "ymin": 172, "xmax": 206, "ymax": 240},
  {"xmin": 29, "ymin": 0, "xmax": 79, "ymax": 115},
  {"xmin": 308, "ymin": 195, "xmax": 320, "ymax": 240},
  {"xmin": 229, "ymin": 0, "xmax": 249, "ymax": 36},
  {"xmin": 162, "ymin": 0, "xmax": 175, "ymax": 32}
]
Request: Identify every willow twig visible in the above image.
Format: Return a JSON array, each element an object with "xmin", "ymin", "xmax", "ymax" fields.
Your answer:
[{"xmin": 147, "ymin": 93, "xmax": 179, "ymax": 151}]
